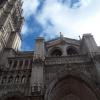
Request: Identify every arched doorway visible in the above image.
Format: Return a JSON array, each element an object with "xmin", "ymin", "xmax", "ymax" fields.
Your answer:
[
  {"xmin": 61, "ymin": 94, "xmax": 80, "ymax": 100},
  {"xmin": 3, "ymin": 92, "xmax": 24, "ymax": 100},
  {"xmin": 5, "ymin": 96, "xmax": 21, "ymax": 100},
  {"xmin": 46, "ymin": 76, "xmax": 98, "ymax": 100}
]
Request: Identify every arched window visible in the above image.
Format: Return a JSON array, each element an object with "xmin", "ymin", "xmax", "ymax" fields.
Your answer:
[
  {"xmin": 27, "ymin": 75, "xmax": 31, "ymax": 83},
  {"xmin": 8, "ymin": 76, "xmax": 13, "ymax": 84},
  {"xmin": 1, "ymin": 76, "xmax": 7, "ymax": 84},
  {"xmin": 67, "ymin": 47, "xmax": 78, "ymax": 55},
  {"xmin": 15, "ymin": 75, "xmax": 19, "ymax": 83},
  {"xmin": 50, "ymin": 49, "xmax": 62, "ymax": 56},
  {"xmin": 21, "ymin": 76, "xmax": 26, "ymax": 83}
]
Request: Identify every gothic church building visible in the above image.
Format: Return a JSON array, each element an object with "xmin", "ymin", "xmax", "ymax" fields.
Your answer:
[{"xmin": 0, "ymin": 0, "xmax": 100, "ymax": 100}]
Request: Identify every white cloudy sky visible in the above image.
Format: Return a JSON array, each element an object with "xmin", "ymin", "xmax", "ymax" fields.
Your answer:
[{"xmin": 21, "ymin": 0, "xmax": 100, "ymax": 50}]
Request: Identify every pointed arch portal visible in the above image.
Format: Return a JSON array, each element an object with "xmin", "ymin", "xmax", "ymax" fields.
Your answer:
[
  {"xmin": 3, "ymin": 93, "xmax": 24, "ymax": 100},
  {"xmin": 46, "ymin": 76, "xmax": 98, "ymax": 100},
  {"xmin": 5, "ymin": 96, "xmax": 21, "ymax": 100}
]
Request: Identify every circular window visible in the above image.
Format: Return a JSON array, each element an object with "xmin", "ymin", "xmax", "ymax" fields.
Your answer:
[{"xmin": 67, "ymin": 47, "xmax": 78, "ymax": 55}]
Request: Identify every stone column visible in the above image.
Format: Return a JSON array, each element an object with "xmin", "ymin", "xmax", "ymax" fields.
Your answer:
[
  {"xmin": 35, "ymin": 37, "xmax": 45, "ymax": 60},
  {"xmin": 10, "ymin": 60, "xmax": 14, "ymax": 70},
  {"xmin": 22, "ymin": 60, "xmax": 25, "ymax": 69},
  {"xmin": 16, "ymin": 60, "xmax": 19, "ymax": 70},
  {"xmin": 28, "ymin": 59, "xmax": 30, "ymax": 69},
  {"xmin": 31, "ymin": 60, "xmax": 44, "ymax": 95}
]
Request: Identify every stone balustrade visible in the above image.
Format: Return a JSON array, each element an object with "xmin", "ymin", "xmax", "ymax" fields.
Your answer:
[
  {"xmin": 0, "ymin": 84, "xmax": 29, "ymax": 92},
  {"xmin": 45, "ymin": 55, "xmax": 90, "ymax": 65}
]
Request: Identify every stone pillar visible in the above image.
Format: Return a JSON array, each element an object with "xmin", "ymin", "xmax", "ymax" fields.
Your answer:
[
  {"xmin": 81, "ymin": 34, "xmax": 99, "ymax": 85},
  {"xmin": 35, "ymin": 37, "xmax": 45, "ymax": 59},
  {"xmin": 16, "ymin": 60, "xmax": 20, "ymax": 70},
  {"xmin": 30, "ymin": 37, "xmax": 45, "ymax": 96},
  {"xmin": 22, "ymin": 60, "xmax": 25, "ymax": 69},
  {"xmin": 31, "ymin": 59, "xmax": 44, "ymax": 96},
  {"xmin": 95, "ymin": 61, "xmax": 100, "ymax": 83},
  {"xmin": 63, "ymin": 46, "xmax": 67, "ymax": 56},
  {"xmin": 28, "ymin": 59, "xmax": 30, "ymax": 69},
  {"xmin": 10, "ymin": 60, "xmax": 14, "ymax": 70},
  {"xmin": 80, "ymin": 34, "xmax": 97, "ymax": 55}
]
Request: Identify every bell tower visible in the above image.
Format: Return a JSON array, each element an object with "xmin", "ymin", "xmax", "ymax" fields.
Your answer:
[
  {"xmin": 0, "ymin": 0, "xmax": 23, "ymax": 53},
  {"xmin": 0, "ymin": 0, "xmax": 23, "ymax": 67}
]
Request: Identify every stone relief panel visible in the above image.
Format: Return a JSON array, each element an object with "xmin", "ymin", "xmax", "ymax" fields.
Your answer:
[{"xmin": 45, "ymin": 60, "xmax": 97, "ymax": 88}]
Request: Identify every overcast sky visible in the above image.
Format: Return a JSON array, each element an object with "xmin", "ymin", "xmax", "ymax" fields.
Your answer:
[{"xmin": 21, "ymin": 0, "xmax": 100, "ymax": 51}]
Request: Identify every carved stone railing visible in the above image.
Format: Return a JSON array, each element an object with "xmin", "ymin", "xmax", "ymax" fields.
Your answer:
[
  {"xmin": 0, "ymin": 84, "xmax": 29, "ymax": 94},
  {"xmin": 45, "ymin": 55, "xmax": 90, "ymax": 65}
]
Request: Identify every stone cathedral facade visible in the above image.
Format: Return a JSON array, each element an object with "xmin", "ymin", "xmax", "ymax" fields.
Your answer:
[{"xmin": 0, "ymin": 0, "xmax": 100, "ymax": 100}]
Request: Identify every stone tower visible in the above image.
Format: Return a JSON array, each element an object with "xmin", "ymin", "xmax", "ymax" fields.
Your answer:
[
  {"xmin": 0, "ymin": 0, "xmax": 23, "ymax": 67},
  {"xmin": 0, "ymin": 0, "xmax": 23, "ymax": 52}
]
